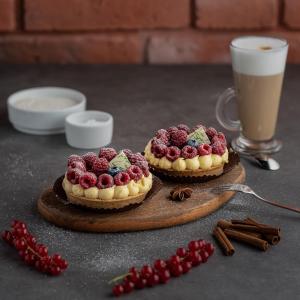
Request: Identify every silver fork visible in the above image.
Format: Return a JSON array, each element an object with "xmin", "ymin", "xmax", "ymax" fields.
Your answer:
[{"xmin": 205, "ymin": 183, "xmax": 300, "ymax": 214}]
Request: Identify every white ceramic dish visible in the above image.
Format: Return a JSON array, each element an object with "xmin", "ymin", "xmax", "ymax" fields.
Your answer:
[
  {"xmin": 7, "ymin": 87, "xmax": 86, "ymax": 135},
  {"xmin": 65, "ymin": 110, "xmax": 113, "ymax": 149}
]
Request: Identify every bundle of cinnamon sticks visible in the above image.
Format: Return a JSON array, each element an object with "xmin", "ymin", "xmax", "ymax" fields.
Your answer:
[{"xmin": 213, "ymin": 217, "xmax": 281, "ymax": 256}]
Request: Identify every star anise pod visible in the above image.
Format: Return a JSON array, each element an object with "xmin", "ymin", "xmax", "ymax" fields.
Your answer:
[{"xmin": 170, "ymin": 187, "xmax": 193, "ymax": 201}]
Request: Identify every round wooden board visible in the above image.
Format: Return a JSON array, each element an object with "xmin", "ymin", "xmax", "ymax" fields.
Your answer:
[{"xmin": 38, "ymin": 163, "xmax": 245, "ymax": 232}]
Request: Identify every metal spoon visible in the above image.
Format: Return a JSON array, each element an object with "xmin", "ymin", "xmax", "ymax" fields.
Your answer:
[
  {"xmin": 239, "ymin": 152, "xmax": 280, "ymax": 171},
  {"xmin": 254, "ymin": 153, "xmax": 280, "ymax": 171}
]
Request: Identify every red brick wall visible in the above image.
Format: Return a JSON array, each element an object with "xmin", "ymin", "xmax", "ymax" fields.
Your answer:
[{"xmin": 0, "ymin": 0, "xmax": 299, "ymax": 64}]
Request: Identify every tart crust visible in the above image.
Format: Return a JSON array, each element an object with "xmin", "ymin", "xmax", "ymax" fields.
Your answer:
[
  {"xmin": 149, "ymin": 163, "xmax": 224, "ymax": 178},
  {"xmin": 65, "ymin": 191, "xmax": 149, "ymax": 210}
]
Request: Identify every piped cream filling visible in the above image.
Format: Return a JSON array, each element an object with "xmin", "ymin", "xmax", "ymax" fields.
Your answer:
[
  {"xmin": 62, "ymin": 173, "xmax": 153, "ymax": 200},
  {"xmin": 144, "ymin": 141, "xmax": 228, "ymax": 171}
]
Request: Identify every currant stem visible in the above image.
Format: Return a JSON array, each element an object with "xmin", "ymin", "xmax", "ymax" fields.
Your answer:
[{"xmin": 108, "ymin": 272, "xmax": 131, "ymax": 285}]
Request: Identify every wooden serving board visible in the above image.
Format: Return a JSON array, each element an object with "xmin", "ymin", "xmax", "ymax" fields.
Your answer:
[{"xmin": 38, "ymin": 163, "xmax": 245, "ymax": 233}]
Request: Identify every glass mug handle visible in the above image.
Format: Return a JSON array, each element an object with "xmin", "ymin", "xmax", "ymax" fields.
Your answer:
[{"xmin": 216, "ymin": 87, "xmax": 240, "ymax": 131}]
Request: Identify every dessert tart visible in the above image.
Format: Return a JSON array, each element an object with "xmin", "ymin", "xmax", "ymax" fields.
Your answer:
[
  {"xmin": 62, "ymin": 148, "xmax": 153, "ymax": 209},
  {"xmin": 144, "ymin": 124, "xmax": 229, "ymax": 182}
]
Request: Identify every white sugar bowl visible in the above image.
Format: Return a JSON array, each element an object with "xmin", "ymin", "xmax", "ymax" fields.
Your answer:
[{"xmin": 65, "ymin": 110, "xmax": 113, "ymax": 149}]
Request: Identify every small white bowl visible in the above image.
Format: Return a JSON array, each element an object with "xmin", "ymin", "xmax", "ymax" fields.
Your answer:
[
  {"xmin": 7, "ymin": 87, "xmax": 86, "ymax": 135},
  {"xmin": 65, "ymin": 110, "xmax": 113, "ymax": 149}
]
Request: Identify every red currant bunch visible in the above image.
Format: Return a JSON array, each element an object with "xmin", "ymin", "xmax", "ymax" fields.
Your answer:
[
  {"xmin": 110, "ymin": 239, "xmax": 214, "ymax": 296},
  {"xmin": 1, "ymin": 220, "xmax": 68, "ymax": 276}
]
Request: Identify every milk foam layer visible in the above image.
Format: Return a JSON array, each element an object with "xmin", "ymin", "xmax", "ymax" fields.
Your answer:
[{"xmin": 231, "ymin": 36, "xmax": 288, "ymax": 76}]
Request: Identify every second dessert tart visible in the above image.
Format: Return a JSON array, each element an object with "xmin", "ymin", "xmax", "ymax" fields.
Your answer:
[{"xmin": 144, "ymin": 123, "xmax": 229, "ymax": 181}]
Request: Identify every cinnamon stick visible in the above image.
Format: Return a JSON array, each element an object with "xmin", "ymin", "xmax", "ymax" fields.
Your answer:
[
  {"xmin": 245, "ymin": 217, "xmax": 281, "ymax": 245},
  {"xmin": 217, "ymin": 219, "xmax": 280, "ymax": 236},
  {"xmin": 213, "ymin": 226, "xmax": 235, "ymax": 256},
  {"xmin": 238, "ymin": 230, "xmax": 263, "ymax": 239},
  {"xmin": 224, "ymin": 229, "xmax": 269, "ymax": 251}
]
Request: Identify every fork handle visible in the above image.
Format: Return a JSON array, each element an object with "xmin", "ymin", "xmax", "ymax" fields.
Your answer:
[{"xmin": 255, "ymin": 196, "xmax": 300, "ymax": 214}]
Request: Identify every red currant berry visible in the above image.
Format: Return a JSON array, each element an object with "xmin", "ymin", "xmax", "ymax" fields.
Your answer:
[
  {"xmin": 49, "ymin": 265, "xmax": 62, "ymax": 276},
  {"xmin": 57, "ymin": 258, "xmax": 68, "ymax": 270},
  {"xmin": 26, "ymin": 235, "xmax": 37, "ymax": 247},
  {"xmin": 135, "ymin": 278, "xmax": 147, "ymax": 289},
  {"xmin": 35, "ymin": 260, "xmax": 45, "ymax": 272},
  {"xmin": 2, "ymin": 230, "xmax": 14, "ymax": 245},
  {"xmin": 187, "ymin": 251, "xmax": 202, "ymax": 266},
  {"xmin": 168, "ymin": 255, "xmax": 181, "ymax": 266},
  {"xmin": 158, "ymin": 269, "xmax": 171, "ymax": 284},
  {"xmin": 205, "ymin": 243, "xmax": 215, "ymax": 256},
  {"xmin": 13, "ymin": 227, "xmax": 28, "ymax": 237},
  {"xmin": 170, "ymin": 264, "xmax": 183, "ymax": 277},
  {"xmin": 37, "ymin": 245, "xmax": 48, "ymax": 257},
  {"xmin": 127, "ymin": 272, "xmax": 140, "ymax": 284},
  {"xmin": 188, "ymin": 240, "xmax": 200, "ymax": 251},
  {"xmin": 14, "ymin": 239, "xmax": 27, "ymax": 251},
  {"xmin": 181, "ymin": 261, "xmax": 192, "ymax": 274},
  {"xmin": 11, "ymin": 220, "xmax": 20, "ymax": 228},
  {"xmin": 40, "ymin": 257, "xmax": 51, "ymax": 272},
  {"xmin": 129, "ymin": 266, "xmax": 138, "ymax": 275},
  {"xmin": 11, "ymin": 220, "xmax": 26, "ymax": 229},
  {"xmin": 176, "ymin": 247, "xmax": 187, "ymax": 258},
  {"xmin": 52, "ymin": 253, "xmax": 62, "ymax": 263},
  {"xmin": 112, "ymin": 284, "xmax": 124, "ymax": 297},
  {"xmin": 18, "ymin": 249, "xmax": 28, "ymax": 259},
  {"xmin": 122, "ymin": 280, "xmax": 134, "ymax": 293},
  {"xmin": 200, "ymin": 250, "xmax": 209, "ymax": 263},
  {"xmin": 24, "ymin": 253, "xmax": 36, "ymax": 265},
  {"xmin": 154, "ymin": 259, "xmax": 167, "ymax": 271},
  {"xmin": 140, "ymin": 265, "xmax": 153, "ymax": 279},
  {"xmin": 147, "ymin": 273, "xmax": 160, "ymax": 287},
  {"xmin": 198, "ymin": 239, "xmax": 206, "ymax": 249}
]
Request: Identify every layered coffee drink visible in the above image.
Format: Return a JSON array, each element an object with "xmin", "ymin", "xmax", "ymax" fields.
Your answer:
[{"xmin": 231, "ymin": 37, "xmax": 288, "ymax": 142}]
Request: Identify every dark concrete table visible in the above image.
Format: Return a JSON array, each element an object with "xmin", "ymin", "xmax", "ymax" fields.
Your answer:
[{"xmin": 1, "ymin": 65, "xmax": 299, "ymax": 300}]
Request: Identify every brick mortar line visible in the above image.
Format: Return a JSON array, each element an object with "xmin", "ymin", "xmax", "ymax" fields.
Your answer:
[{"xmin": 1, "ymin": 27, "xmax": 300, "ymax": 37}]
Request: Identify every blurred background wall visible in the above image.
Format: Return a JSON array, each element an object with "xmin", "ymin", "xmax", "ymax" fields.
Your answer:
[{"xmin": 0, "ymin": 0, "xmax": 299, "ymax": 64}]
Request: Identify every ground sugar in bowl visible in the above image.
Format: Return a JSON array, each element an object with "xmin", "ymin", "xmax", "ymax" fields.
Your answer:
[{"xmin": 7, "ymin": 87, "xmax": 86, "ymax": 135}]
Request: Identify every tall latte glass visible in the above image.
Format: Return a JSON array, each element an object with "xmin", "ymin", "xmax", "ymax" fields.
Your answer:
[{"xmin": 216, "ymin": 36, "xmax": 288, "ymax": 154}]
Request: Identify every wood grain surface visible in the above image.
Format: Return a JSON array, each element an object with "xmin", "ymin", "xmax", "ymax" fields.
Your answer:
[{"xmin": 37, "ymin": 163, "xmax": 246, "ymax": 232}]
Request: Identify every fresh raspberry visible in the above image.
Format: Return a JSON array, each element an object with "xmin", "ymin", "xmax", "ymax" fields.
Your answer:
[
  {"xmin": 135, "ymin": 161, "xmax": 150, "ymax": 177},
  {"xmin": 198, "ymin": 144, "xmax": 212, "ymax": 156},
  {"xmin": 129, "ymin": 153, "xmax": 146, "ymax": 164},
  {"xmin": 97, "ymin": 174, "xmax": 114, "ymax": 189},
  {"xmin": 114, "ymin": 172, "xmax": 131, "ymax": 186},
  {"xmin": 127, "ymin": 165, "xmax": 143, "ymax": 181},
  {"xmin": 212, "ymin": 141, "xmax": 226, "ymax": 155},
  {"xmin": 151, "ymin": 138, "xmax": 167, "ymax": 151},
  {"xmin": 156, "ymin": 129, "xmax": 170, "ymax": 144},
  {"xmin": 66, "ymin": 168, "xmax": 84, "ymax": 184},
  {"xmin": 92, "ymin": 157, "xmax": 109, "ymax": 176},
  {"xmin": 152, "ymin": 144, "xmax": 168, "ymax": 158},
  {"xmin": 166, "ymin": 146, "xmax": 181, "ymax": 162},
  {"xmin": 192, "ymin": 124, "xmax": 206, "ymax": 132},
  {"xmin": 181, "ymin": 145, "xmax": 198, "ymax": 159},
  {"xmin": 206, "ymin": 127, "xmax": 218, "ymax": 140},
  {"xmin": 212, "ymin": 132, "xmax": 227, "ymax": 146},
  {"xmin": 177, "ymin": 124, "xmax": 190, "ymax": 133},
  {"xmin": 98, "ymin": 147, "xmax": 117, "ymax": 161},
  {"xmin": 68, "ymin": 160, "xmax": 86, "ymax": 172},
  {"xmin": 67, "ymin": 155, "xmax": 85, "ymax": 167},
  {"xmin": 170, "ymin": 129, "xmax": 187, "ymax": 148},
  {"xmin": 123, "ymin": 149, "xmax": 133, "ymax": 158},
  {"xmin": 79, "ymin": 172, "xmax": 97, "ymax": 189},
  {"xmin": 82, "ymin": 152, "xmax": 98, "ymax": 171},
  {"xmin": 167, "ymin": 126, "xmax": 178, "ymax": 136}
]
